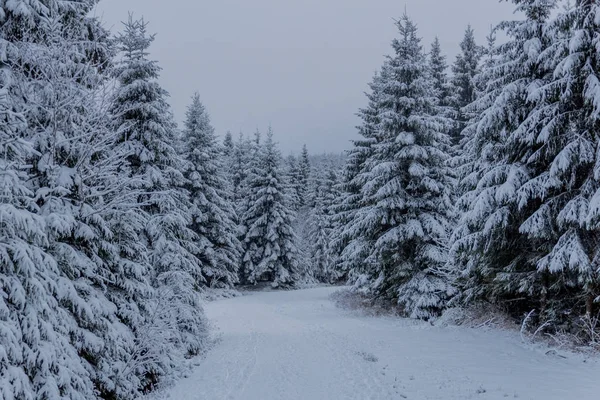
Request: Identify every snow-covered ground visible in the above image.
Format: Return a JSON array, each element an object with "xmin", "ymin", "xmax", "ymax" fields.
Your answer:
[{"xmin": 159, "ymin": 287, "xmax": 600, "ymax": 400}]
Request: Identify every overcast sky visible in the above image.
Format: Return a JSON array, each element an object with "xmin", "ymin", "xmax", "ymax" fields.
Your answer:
[{"xmin": 93, "ymin": 0, "xmax": 517, "ymax": 154}]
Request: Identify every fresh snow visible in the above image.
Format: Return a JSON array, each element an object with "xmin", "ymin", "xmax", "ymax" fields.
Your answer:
[{"xmin": 157, "ymin": 287, "xmax": 600, "ymax": 400}]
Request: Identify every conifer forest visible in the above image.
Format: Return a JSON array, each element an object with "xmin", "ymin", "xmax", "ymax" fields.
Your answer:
[{"xmin": 1, "ymin": 1, "xmax": 600, "ymax": 399}]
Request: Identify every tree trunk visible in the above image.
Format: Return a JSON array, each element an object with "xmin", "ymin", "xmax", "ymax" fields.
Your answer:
[
  {"xmin": 540, "ymin": 274, "xmax": 548, "ymax": 318},
  {"xmin": 586, "ymin": 293, "xmax": 594, "ymax": 318}
]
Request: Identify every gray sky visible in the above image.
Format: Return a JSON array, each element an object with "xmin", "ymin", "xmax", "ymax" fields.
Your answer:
[{"xmin": 93, "ymin": 0, "xmax": 516, "ymax": 154}]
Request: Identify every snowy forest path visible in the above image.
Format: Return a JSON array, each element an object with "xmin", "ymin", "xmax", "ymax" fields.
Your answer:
[{"xmin": 159, "ymin": 287, "xmax": 600, "ymax": 400}]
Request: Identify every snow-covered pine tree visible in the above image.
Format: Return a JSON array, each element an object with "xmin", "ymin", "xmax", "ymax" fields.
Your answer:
[
  {"xmin": 235, "ymin": 130, "xmax": 262, "ymax": 247},
  {"xmin": 477, "ymin": 27, "xmax": 498, "ymax": 95},
  {"xmin": 429, "ymin": 37, "xmax": 451, "ymax": 109},
  {"xmin": 297, "ymin": 144, "xmax": 311, "ymax": 208},
  {"xmin": 449, "ymin": 26, "xmax": 482, "ymax": 145},
  {"xmin": 345, "ymin": 14, "xmax": 454, "ymax": 319},
  {"xmin": 450, "ymin": 26, "xmax": 499, "ymax": 192},
  {"xmin": 240, "ymin": 128, "xmax": 299, "ymax": 287},
  {"xmin": 282, "ymin": 153, "xmax": 315, "ymax": 278},
  {"xmin": 308, "ymin": 192, "xmax": 330, "ymax": 283},
  {"xmin": 34, "ymin": 31, "xmax": 145, "ymax": 400},
  {"xmin": 550, "ymin": 0, "xmax": 600, "ymax": 317},
  {"xmin": 0, "ymin": 38, "xmax": 92, "ymax": 400},
  {"xmin": 429, "ymin": 36, "xmax": 460, "ymax": 209},
  {"xmin": 505, "ymin": 0, "xmax": 600, "ymax": 318},
  {"xmin": 181, "ymin": 93, "xmax": 242, "ymax": 288},
  {"xmin": 229, "ymin": 132, "xmax": 252, "ymax": 207},
  {"xmin": 223, "ymin": 130, "xmax": 234, "ymax": 158},
  {"xmin": 450, "ymin": 0, "xmax": 559, "ymax": 315},
  {"xmin": 284, "ymin": 154, "xmax": 302, "ymax": 212},
  {"xmin": 111, "ymin": 16, "xmax": 208, "ymax": 385},
  {"xmin": 0, "ymin": 4, "xmax": 165, "ymax": 397},
  {"xmin": 309, "ymin": 167, "xmax": 341, "ymax": 283},
  {"xmin": 332, "ymin": 64, "xmax": 390, "ymax": 280}
]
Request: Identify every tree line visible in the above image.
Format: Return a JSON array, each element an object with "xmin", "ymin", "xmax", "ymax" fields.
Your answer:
[
  {"xmin": 0, "ymin": 2, "xmax": 342, "ymax": 398},
  {"xmin": 2, "ymin": 0, "xmax": 600, "ymax": 399},
  {"xmin": 334, "ymin": 0, "xmax": 600, "ymax": 338}
]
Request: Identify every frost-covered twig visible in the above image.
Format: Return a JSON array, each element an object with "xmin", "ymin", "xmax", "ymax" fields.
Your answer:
[
  {"xmin": 579, "ymin": 312, "xmax": 600, "ymax": 347},
  {"xmin": 545, "ymin": 332, "xmax": 568, "ymax": 350},
  {"xmin": 474, "ymin": 317, "xmax": 496, "ymax": 329},
  {"xmin": 520, "ymin": 309, "xmax": 536, "ymax": 343},
  {"xmin": 532, "ymin": 319, "xmax": 553, "ymax": 340}
]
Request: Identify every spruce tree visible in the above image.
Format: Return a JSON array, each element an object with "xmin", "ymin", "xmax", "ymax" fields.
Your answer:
[
  {"xmin": 547, "ymin": 0, "xmax": 600, "ymax": 317},
  {"xmin": 0, "ymin": 46, "xmax": 93, "ymax": 400},
  {"xmin": 449, "ymin": 26, "xmax": 482, "ymax": 144},
  {"xmin": 0, "ymin": 6, "xmax": 161, "ymax": 398},
  {"xmin": 223, "ymin": 130, "xmax": 234, "ymax": 158},
  {"xmin": 450, "ymin": 0, "xmax": 558, "ymax": 316},
  {"xmin": 287, "ymin": 153, "xmax": 314, "ymax": 280},
  {"xmin": 309, "ymin": 167, "xmax": 340, "ymax": 283},
  {"xmin": 236, "ymin": 130, "xmax": 262, "ymax": 247},
  {"xmin": 501, "ymin": 0, "xmax": 600, "ymax": 318},
  {"xmin": 111, "ymin": 16, "xmax": 208, "ymax": 383},
  {"xmin": 230, "ymin": 132, "xmax": 252, "ymax": 207},
  {"xmin": 332, "ymin": 64, "xmax": 389, "ymax": 279},
  {"xmin": 343, "ymin": 14, "xmax": 454, "ymax": 319},
  {"xmin": 429, "ymin": 37, "xmax": 451, "ymax": 109},
  {"xmin": 284, "ymin": 154, "xmax": 302, "ymax": 212},
  {"xmin": 297, "ymin": 144, "xmax": 311, "ymax": 208},
  {"xmin": 449, "ymin": 27, "xmax": 499, "ymax": 208},
  {"xmin": 181, "ymin": 93, "xmax": 242, "ymax": 288},
  {"xmin": 240, "ymin": 128, "xmax": 299, "ymax": 287}
]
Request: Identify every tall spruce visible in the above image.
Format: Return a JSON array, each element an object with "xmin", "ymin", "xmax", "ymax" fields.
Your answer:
[
  {"xmin": 545, "ymin": 0, "xmax": 600, "ymax": 317},
  {"xmin": 0, "ymin": 37, "xmax": 92, "ymax": 399},
  {"xmin": 297, "ymin": 144, "xmax": 311, "ymax": 208},
  {"xmin": 449, "ymin": 26, "xmax": 482, "ymax": 145},
  {"xmin": 223, "ymin": 130, "xmax": 234, "ymax": 157},
  {"xmin": 111, "ymin": 16, "xmax": 208, "ymax": 385},
  {"xmin": 450, "ymin": 0, "xmax": 559, "ymax": 318},
  {"xmin": 309, "ymin": 167, "xmax": 341, "ymax": 283},
  {"xmin": 230, "ymin": 132, "xmax": 252, "ymax": 207},
  {"xmin": 236, "ymin": 130, "xmax": 262, "ymax": 249},
  {"xmin": 240, "ymin": 128, "xmax": 299, "ymax": 287},
  {"xmin": 450, "ymin": 26, "xmax": 499, "ymax": 203},
  {"xmin": 501, "ymin": 0, "xmax": 600, "ymax": 318},
  {"xmin": 332, "ymin": 64, "xmax": 389, "ymax": 279},
  {"xmin": 342, "ymin": 14, "xmax": 454, "ymax": 319},
  {"xmin": 284, "ymin": 154, "xmax": 303, "ymax": 212},
  {"xmin": 0, "ymin": 2, "xmax": 168, "ymax": 397},
  {"xmin": 429, "ymin": 37, "xmax": 451, "ymax": 109},
  {"xmin": 181, "ymin": 93, "xmax": 242, "ymax": 288}
]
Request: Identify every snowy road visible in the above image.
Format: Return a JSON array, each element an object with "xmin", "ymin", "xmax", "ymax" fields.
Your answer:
[{"xmin": 162, "ymin": 287, "xmax": 600, "ymax": 400}]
